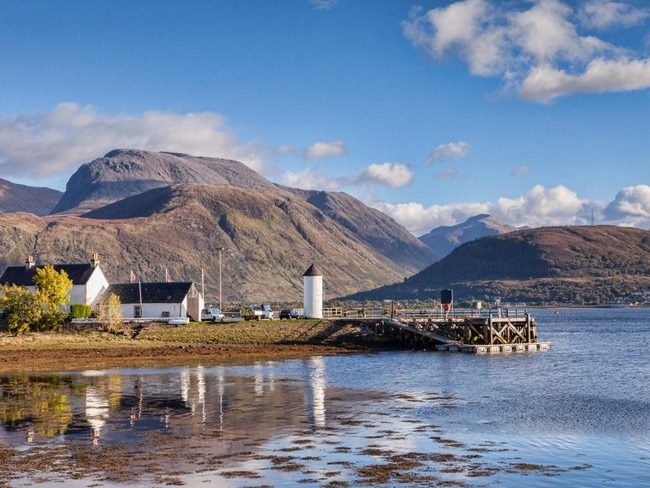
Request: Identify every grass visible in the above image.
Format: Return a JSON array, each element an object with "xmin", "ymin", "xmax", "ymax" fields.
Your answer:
[
  {"xmin": 137, "ymin": 319, "xmax": 337, "ymax": 344},
  {"xmin": 0, "ymin": 319, "xmax": 370, "ymax": 373},
  {"xmin": 0, "ymin": 319, "xmax": 359, "ymax": 351}
]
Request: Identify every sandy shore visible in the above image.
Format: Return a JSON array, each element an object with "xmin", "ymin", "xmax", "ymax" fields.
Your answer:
[{"xmin": 0, "ymin": 319, "xmax": 374, "ymax": 373}]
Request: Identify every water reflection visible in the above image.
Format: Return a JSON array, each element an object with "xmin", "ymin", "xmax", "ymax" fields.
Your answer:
[
  {"xmin": 306, "ymin": 356, "xmax": 326, "ymax": 427},
  {"xmin": 0, "ymin": 360, "xmax": 333, "ymax": 448},
  {"xmin": 1, "ymin": 312, "xmax": 649, "ymax": 488}
]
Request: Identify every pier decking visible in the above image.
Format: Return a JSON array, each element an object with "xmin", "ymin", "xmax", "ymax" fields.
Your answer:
[{"xmin": 332, "ymin": 308, "xmax": 550, "ymax": 354}]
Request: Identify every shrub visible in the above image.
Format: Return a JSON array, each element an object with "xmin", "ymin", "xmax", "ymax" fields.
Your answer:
[{"xmin": 70, "ymin": 304, "xmax": 93, "ymax": 319}]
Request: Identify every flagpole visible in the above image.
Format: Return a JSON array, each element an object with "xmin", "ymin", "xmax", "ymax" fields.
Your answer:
[
  {"xmin": 218, "ymin": 248, "xmax": 223, "ymax": 310},
  {"xmin": 201, "ymin": 267, "xmax": 205, "ymax": 304}
]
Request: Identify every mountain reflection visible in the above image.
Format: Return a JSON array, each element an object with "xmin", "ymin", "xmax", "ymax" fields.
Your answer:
[{"xmin": 0, "ymin": 359, "xmax": 329, "ymax": 448}]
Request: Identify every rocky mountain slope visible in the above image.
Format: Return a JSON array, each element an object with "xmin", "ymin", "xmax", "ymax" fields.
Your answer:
[
  {"xmin": 418, "ymin": 214, "xmax": 515, "ymax": 259},
  {"xmin": 1, "ymin": 149, "xmax": 436, "ymax": 304},
  {"xmin": 346, "ymin": 225, "xmax": 650, "ymax": 305},
  {"xmin": 51, "ymin": 149, "xmax": 278, "ymax": 214},
  {"xmin": 0, "ymin": 178, "xmax": 62, "ymax": 216}
]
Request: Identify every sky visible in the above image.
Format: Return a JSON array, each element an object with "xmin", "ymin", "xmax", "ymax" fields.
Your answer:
[{"xmin": 1, "ymin": 0, "xmax": 650, "ymax": 236}]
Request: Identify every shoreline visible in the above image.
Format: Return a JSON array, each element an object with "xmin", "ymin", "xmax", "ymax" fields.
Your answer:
[
  {"xmin": 0, "ymin": 319, "xmax": 376, "ymax": 373},
  {"xmin": 0, "ymin": 342, "xmax": 370, "ymax": 373}
]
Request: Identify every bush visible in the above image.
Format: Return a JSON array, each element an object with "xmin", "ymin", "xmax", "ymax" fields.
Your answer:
[{"xmin": 70, "ymin": 304, "xmax": 93, "ymax": 319}]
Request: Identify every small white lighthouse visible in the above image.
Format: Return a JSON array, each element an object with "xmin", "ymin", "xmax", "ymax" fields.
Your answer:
[{"xmin": 303, "ymin": 264, "xmax": 323, "ymax": 319}]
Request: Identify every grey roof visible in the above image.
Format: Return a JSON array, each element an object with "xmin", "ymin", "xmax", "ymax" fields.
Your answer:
[
  {"xmin": 103, "ymin": 282, "xmax": 195, "ymax": 304},
  {"xmin": 0, "ymin": 264, "xmax": 97, "ymax": 286}
]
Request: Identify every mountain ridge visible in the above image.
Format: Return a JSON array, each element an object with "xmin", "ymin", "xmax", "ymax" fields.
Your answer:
[
  {"xmin": 0, "ymin": 149, "xmax": 437, "ymax": 303},
  {"xmin": 346, "ymin": 225, "xmax": 650, "ymax": 305},
  {"xmin": 0, "ymin": 178, "xmax": 62, "ymax": 216},
  {"xmin": 51, "ymin": 149, "xmax": 279, "ymax": 214},
  {"xmin": 418, "ymin": 213, "xmax": 515, "ymax": 259}
]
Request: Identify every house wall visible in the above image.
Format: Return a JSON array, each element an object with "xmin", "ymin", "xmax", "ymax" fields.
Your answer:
[
  {"xmin": 68, "ymin": 284, "xmax": 87, "ymax": 312},
  {"xmin": 84, "ymin": 268, "xmax": 109, "ymax": 308},
  {"xmin": 119, "ymin": 299, "xmax": 189, "ymax": 320},
  {"xmin": 66, "ymin": 268, "xmax": 109, "ymax": 313}
]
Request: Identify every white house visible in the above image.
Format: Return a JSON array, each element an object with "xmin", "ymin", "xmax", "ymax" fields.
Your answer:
[
  {"xmin": 0, "ymin": 254, "xmax": 109, "ymax": 312},
  {"xmin": 101, "ymin": 281, "xmax": 203, "ymax": 321}
]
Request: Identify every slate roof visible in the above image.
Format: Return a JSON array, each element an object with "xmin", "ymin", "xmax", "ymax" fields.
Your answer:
[
  {"xmin": 104, "ymin": 282, "xmax": 195, "ymax": 304},
  {"xmin": 0, "ymin": 264, "xmax": 97, "ymax": 286}
]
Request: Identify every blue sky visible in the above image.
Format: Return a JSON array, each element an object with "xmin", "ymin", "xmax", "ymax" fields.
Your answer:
[{"xmin": 1, "ymin": 0, "xmax": 650, "ymax": 235}]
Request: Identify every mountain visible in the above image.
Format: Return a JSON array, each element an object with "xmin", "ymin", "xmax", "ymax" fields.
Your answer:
[
  {"xmin": 0, "ymin": 185, "xmax": 431, "ymax": 303},
  {"xmin": 1, "ymin": 149, "xmax": 436, "ymax": 303},
  {"xmin": 51, "ymin": 149, "xmax": 278, "ymax": 214},
  {"xmin": 418, "ymin": 214, "xmax": 515, "ymax": 259},
  {"xmin": 345, "ymin": 225, "xmax": 650, "ymax": 306},
  {"xmin": 303, "ymin": 191, "xmax": 439, "ymax": 269},
  {"xmin": 0, "ymin": 178, "xmax": 62, "ymax": 216}
]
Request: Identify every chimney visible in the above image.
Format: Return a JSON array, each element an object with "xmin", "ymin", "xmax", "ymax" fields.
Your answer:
[
  {"xmin": 91, "ymin": 253, "xmax": 100, "ymax": 268},
  {"xmin": 25, "ymin": 256, "xmax": 35, "ymax": 269}
]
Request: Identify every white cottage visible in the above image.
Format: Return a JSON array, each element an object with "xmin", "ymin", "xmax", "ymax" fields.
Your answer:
[
  {"xmin": 102, "ymin": 281, "xmax": 203, "ymax": 321},
  {"xmin": 0, "ymin": 254, "xmax": 109, "ymax": 312}
]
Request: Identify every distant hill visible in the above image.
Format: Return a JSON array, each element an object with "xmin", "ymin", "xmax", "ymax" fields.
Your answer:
[
  {"xmin": 0, "ymin": 178, "xmax": 62, "ymax": 216},
  {"xmin": 0, "ymin": 149, "xmax": 437, "ymax": 303},
  {"xmin": 345, "ymin": 225, "xmax": 650, "ymax": 305},
  {"xmin": 419, "ymin": 214, "xmax": 515, "ymax": 259}
]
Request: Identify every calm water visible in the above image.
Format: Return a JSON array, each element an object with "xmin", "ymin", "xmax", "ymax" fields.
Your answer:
[{"xmin": 1, "ymin": 308, "xmax": 648, "ymax": 487}]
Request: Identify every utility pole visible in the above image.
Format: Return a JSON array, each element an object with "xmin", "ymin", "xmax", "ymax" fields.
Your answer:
[{"xmin": 218, "ymin": 248, "xmax": 224, "ymax": 310}]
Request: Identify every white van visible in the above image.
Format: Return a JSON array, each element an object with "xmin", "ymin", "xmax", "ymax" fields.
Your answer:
[{"xmin": 201, "ymin": 308, "xmax": 225, "ymax": 322}]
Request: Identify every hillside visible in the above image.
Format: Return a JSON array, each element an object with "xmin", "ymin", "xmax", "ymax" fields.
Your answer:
[
  {"xmin": 345, "ymin": 226, "xmax": 650, "ymax": 305},
  {"xmin": 0, "ymin": 183, "xmax": 435, "ymax": 304},
  {"xmin": 418, "ymin": 214, "xmax": 514, "ymax": 259},
  {"xmin": 0, "ymin": 178, "xmax": 62, "ymax": 216}
]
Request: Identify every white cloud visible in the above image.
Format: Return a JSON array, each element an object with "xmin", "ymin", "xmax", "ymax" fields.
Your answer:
[
  {"xmin": 373, "ymin": 184, "xmax": 600, "ymax": 235},
  {"xmin": 310, "ymin": 0, "xmax": 337, "ymax": 10},
  {"xmin": 282, "ymin": 168, "xmax": 343, "ymax": 191},
  {"xmin": 603, "ymin": 185, "xmax": 650, "ymax": 227},
  {"xmin": 303, "ymin": 140, "xmax": 346, "ymax": 159},
  {"xmin": 492, "ymin": 184, "xmax": 591, "ymax": 226},
  {"xmin": 579, "ymin": 0, "xmax": 649, "ymax": 29},
  {"xmin": 519, "ymin": 57, "xmax": 650, "ymax": 102},
  {"xmin": 0, "ymin": 102, "xmax": 265, "ymax": 186},
  {"xmin": 425, "ymin": 141, "xmax": 472, "ymax": 165},
  {"xmin": 356, "ymin": 162, "xmax": 413, "ymax": 188},
  {"xmin": 283, "ymin": 161, "xmax": 413, "ymax": 192},
  {"xmin": 374, "ymin": 200, "xmax": 491, "ymax": 236},
  {"xmin": 510, "ymin": 165, "xmax": 531, "ymax": 178},
  {"xmin": 403, "ymin": 0, "xmax": 650, "ymax": 102}
]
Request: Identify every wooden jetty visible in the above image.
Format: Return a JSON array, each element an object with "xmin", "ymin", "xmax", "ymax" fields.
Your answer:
[{"xmin": 338, "ymin": 308, "xmax": 550, "ymax": 354}]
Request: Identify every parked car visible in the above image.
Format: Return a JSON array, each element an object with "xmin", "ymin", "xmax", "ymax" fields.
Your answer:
[
  {"xmin": 279, "ymin": 308, "xmax": 301, "ymax": 319},
  {"xmin": 201, "ymin": 308, "xmax": 225, "ymax": 322}
]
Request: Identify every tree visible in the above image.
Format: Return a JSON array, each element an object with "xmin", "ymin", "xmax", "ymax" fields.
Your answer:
[
  {"xmin": 33, "ymin": 266, "xmax": 73, "ymax": 332},
  {"xmin": 0, "ymin": 284, "xmax": 45, "ymax": 335},
  {"xmin": 96, "ymin": 293, "xmax": 123, "ymax": 333}
]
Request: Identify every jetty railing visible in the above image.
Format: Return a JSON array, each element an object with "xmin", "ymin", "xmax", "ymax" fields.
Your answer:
[{"xmin": 335, "ymin": 306, "xmax": 547, "ymax": 350}]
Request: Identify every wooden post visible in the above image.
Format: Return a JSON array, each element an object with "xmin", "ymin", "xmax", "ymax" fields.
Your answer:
[{"xmin": 488, "ymin": 314, "xmax": 493, "ymax": 344}]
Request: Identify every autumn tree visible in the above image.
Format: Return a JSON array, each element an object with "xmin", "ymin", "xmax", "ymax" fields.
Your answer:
[
  {"xmin": 33, "ymin": 265, "xmax": 73, "ymax": 332},
  {"xmin": 96, "ymin": 293, "xmax": 123, "ymax": 333},
  {"xmin": 0, "ymin": 266, "xmax": 73, "ymax": 334},
  {"xmin": 0, "ymin": 284, "xmax": 46, "ymax": 334}
]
